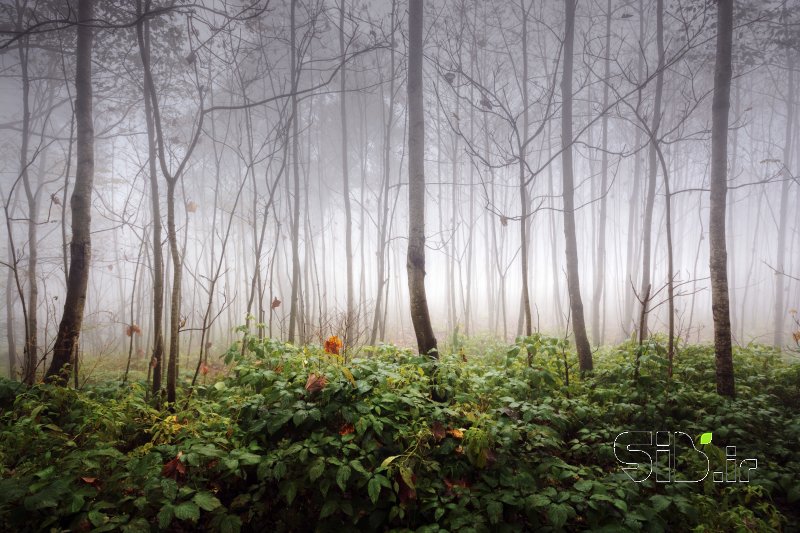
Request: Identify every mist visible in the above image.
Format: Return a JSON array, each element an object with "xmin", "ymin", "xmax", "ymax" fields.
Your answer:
[{"xmin": 1, "ymin": 0, "xmax": 798, "ymax": 379}]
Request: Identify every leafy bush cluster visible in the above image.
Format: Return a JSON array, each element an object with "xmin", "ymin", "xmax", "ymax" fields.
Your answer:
[{"xmin": 0, "ymin": 334, "xmax": 798, "ymax": 532}]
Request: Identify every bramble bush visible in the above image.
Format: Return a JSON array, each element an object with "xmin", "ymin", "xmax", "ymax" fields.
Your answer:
[{"xmin": 0, "ymin": 333, "xmax": 798, "ymax": 531}]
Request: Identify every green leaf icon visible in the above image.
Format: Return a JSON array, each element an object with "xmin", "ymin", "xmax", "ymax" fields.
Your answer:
[{"xmin": 699, "ymin": 432, "xmax": 712, "ymax": 445}]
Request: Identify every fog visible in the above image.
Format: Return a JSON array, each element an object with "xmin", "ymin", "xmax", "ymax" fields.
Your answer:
[{"xmin": 1, "ymin": 0, "xmax": 798, "ymax": 381}]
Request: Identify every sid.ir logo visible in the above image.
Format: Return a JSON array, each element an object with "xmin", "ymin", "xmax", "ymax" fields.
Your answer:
[{"xmin": 613, "ymin": 431, "xmax": 757, "ymax": 483}]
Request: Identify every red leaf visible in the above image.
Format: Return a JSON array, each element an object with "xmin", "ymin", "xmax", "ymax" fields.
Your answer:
[{"xmin": 339, "ymin": 423, "xmax": 355, "ymax": 435}]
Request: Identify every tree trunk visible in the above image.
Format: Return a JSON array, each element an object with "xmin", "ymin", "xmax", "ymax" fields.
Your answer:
[
  {"xmin": 46, "ymin": 0, "xmax": 94, "ymax": 383},
  {"xmin": 340, "ymin": 0, "xmax": 354, "ymax": 351},
  {"xmin": 370, "ymin": 0, "xmax": 396, "ymax": 345},
  {"xmin": 519, "ymin": 0, "xmax": 533, "ymax": 338},
  {"xmin": 136, "ymin": 0, "xmax": 165, "ymax": 396},
  {"xmin": 591, "ymin": 0, "xmax": 611, "ymax": 345},
  {"xmin": 561, "ymin": 0, "xmax": 592, "ymax": 373},
  {"xmin": 774, "ymin": 50, "xmax": 793, "ymax": 348},
  {"xmin": 638, "ymin": 0, "xmax": 664, "ymax": 341},
  {"xmin": 16, "ymin": 18, "xmax": 37, "ymax": 385},
  {"xmin": 407, "ymin": 0, "xmax": 437, "ymax": 357},
  {"xmin": 709, "ymin": 0, "xmax": 735, "ymax": 398},
  {"xmin": 288, "ymin": 0, "xmax": 302, "ymax": 343},
  {"xmin": 6, "ymin": 265, "xmax": 16, "ymax": 379}
]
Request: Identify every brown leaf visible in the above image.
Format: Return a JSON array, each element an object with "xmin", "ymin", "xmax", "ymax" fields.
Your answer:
[
  {"xmin": 500, "ymin": 215, "xmax": 508, "ymax": 227},
  {"xmin": 161, "ymin": 452, "xmax": 186, "ymax": 479},
  {"xmin": 431, "ymin": 421, "xmax": 446, "ymax": 441},
  {"xmin": 396, "ymin": 469, "xmax": 417, "ymax": 503},
  {"xmin": 80, "ymin": 476, "xmax": 97, "ymax": 485},
  {"xmin": 339, "ymin": 423, "xmax": 355, "ymax": 435},
  {"xmin": 186, "ymin": 200, "xmax": 198, "ymax": 213},
  {"xmin": 50, "ymin": 193, "xmax": 61, "ymax": 206},
  {"xmin": 271, "ymin": 297, "xmax": 282, "ymax": 309},
  {"xmin": 305, "ymin": 373, "xmax": 328, "ymax": 394}
]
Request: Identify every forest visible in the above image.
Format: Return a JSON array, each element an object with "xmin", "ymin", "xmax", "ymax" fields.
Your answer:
[{"xmin": 0, "ymin": 0, "xmax": 799, "ymax": 531}]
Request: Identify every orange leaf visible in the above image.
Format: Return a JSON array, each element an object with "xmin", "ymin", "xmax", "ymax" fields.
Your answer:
[
  {"xmin": 200, "ymin": 363, "xmax": 210, "ymax": 375},
  {"xmin": 324, "ymin": 335, "xmax": 343, "ymax": 355},
  {"xmin": 80, "ymin": 476, "xmax": 97, "ymax": 485},
  {"xmin": 447, "ymin": 428, "xmax": 464, "ymax": 439},
  {"xmin": 339, "ymin": 423, "xmax": 355, "ymax": 435}
]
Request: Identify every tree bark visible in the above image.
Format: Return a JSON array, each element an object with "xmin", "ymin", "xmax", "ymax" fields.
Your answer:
[
  {"xmin": 407, "ymin": 0, "xmax": 437, "ymax": 357},
  {"xmin": 561, "ymin": 0, "xmax": 592, "ymax": 373},
  {"xmin": 709, "ymin": 0, "xmax": 735, "ymax": 397},
  {"xmin": 46, "ymin": 0, "xmax": 94, "ymax": 383}
]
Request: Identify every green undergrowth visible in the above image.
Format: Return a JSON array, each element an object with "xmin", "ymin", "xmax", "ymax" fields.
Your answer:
[{"xmin": 0, "ymin": 334, "xmax": 798, "ymax": 532}]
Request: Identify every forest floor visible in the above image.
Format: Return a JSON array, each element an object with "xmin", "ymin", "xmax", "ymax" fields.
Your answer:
[{"xmin": 1, "ymin": 334, "xmax": 798, "ymax": 532}]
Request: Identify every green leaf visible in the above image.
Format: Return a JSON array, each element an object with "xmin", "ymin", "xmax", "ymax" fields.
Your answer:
[
  {"xmin": 88, "ymin": 510, "xmax": 107, "ymax": 527},
  {"xmin": 380, "ymin": 455, "xmax": 399, "ymax": 468},
  {"xmin": 336, "ymin": 465, "xmax": 351, "ymax": 491},
  {"xmin": 218, "ymin": 514, "xmax": 242, "ymax": 533},
  {"xmin": 547, "ymin": 503, "xmax": 570, "ymax": 528},
  {"xmin": 319, "ymin": 499, "xmax": 338, "ymax": 519},
  {"xmin": 193, "ymin": 492, "xmax": 221, "ymax": 512},
  {"xmin": 174, "ymin": 501, "xmax": 200, "ymax": 522},
  {"xmin": 651, "ymin": 494, "xmax": 671, "ymax": 513},
  {"xmin": 699, "ymin": 432, "xmax": 712, "ymax": 445},
  {"xmin": 309, "ymin": 458, "xmax": 325, "ymax": 482},
  {"xmin": 368, "ymin": 477, "xmax": 381, "ymax": 505},
  {"xmin": 157, "ymin": 504, "xmax": 174, "ymax": 529},
  {"xmin": 573, "ymin": 480, "xmax": 592, "ymax": 492},
  {"xmin": 486, "ymin": 501, "xmax": 503, "ymax": 524},
  {"xmin": 214, "ymin": 381, "xmax": 227, "ymax": 391},
  {"xmin": 528, "ymin": 493, "xmax": 550, "ymax": 508}
]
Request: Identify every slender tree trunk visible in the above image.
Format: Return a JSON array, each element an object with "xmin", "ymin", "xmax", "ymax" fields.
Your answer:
[
  {"xmin": 6, "ymin": 266, "xmax": 16, "ymax": 379},
  {"xmin": 519, "ymin": 0, "xmax": 533, "ymax": 338},
  {"xmin": 46, "ymin": 0, "xmax": 94, "ymax": 383},
  {"xmin": 623, "ymin": 0, "xmax": 645, "ymax": 336},
  {"xmin": 370, "ymin": 1, "xmax": 396, "ymax": 345},
  {"xmin": 709, "ymin": 0, "xmax": 735, "ymax": 397},
  {"xmin": 407, "ymin": 0, "xmax": 437, "ymax": 357},
  {"xmin": 561, "ymin": 0, "xmax": 592, "ymax": 373},
  {"xmin": 136, "ymin": 0, "xmax": 164, "ymax": 396},
  {"xmin": 638, "ymin": 0, "xmax": 664, "ymax": 341},
  {"xmin": 592, "ymin": 0, "xmax": 611, "ymax": 345},
  {"xmin": 339, "ymin": 0, "xmax": 354, "ymax": 350},
  {"xmin": 774, "ymin": 51, "xmax": 793, "ymax": 348},
  {"xmin": 16, "ymin": 20, "xmax": 37, "ymax": 385},
  {"xmin": 288, "ymin": 0, "xmax": 302, "ymax": 343}
]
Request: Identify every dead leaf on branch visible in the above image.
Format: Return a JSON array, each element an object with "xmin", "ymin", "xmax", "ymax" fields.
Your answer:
[{"xmin": 305, "ymin": 373, "xmax": 328, "ymax": 394}]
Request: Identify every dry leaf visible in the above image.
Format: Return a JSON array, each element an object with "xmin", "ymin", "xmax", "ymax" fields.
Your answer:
[{"xmin": 305, "ymin": 373, "xmax": 328, "ymax": 394}]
